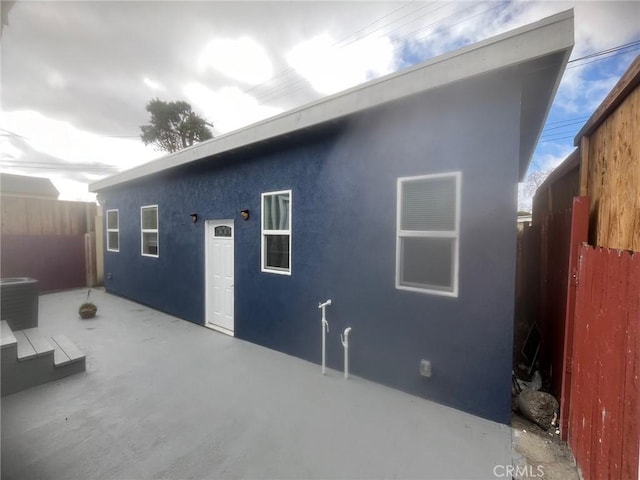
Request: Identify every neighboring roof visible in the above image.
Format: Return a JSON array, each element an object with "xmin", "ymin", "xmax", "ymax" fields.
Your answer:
[
  {"xmin": 0, "ymin": 173, "xmax": 59, "ymax": 199},
  {"xmin": 575, "ymin": 54, "xmax": 640, "ymax": 144},
  {"xmin": 91, "ymin": 10, "xmax": 574, "ymax": 192}
]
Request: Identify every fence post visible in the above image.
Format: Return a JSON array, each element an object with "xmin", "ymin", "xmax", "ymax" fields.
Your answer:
[{"xmin": 85, "ymin": 232, "xmax": 97, "ymax": 287}]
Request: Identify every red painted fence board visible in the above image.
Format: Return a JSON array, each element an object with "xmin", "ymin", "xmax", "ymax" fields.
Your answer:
[
  {"xmin": 569, "ymin": 245, "xmax": 639, "ymax": 480},
  {"xmin": 540, "ymin": 208, "xmax": 572, "ymax": 399},
  {"xmin": 560, "ymin": 197, "xmax": 589, "ymax": 438},
  {"xmin": 1, "ymin": 234, "xmax": 87, "ymax": 292}
]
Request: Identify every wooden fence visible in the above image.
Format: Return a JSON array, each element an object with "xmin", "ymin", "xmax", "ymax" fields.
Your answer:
[
  {"xmin": 1, "ymin": 235, "xmax": 88, "ymax": 292},
  {"xmin": 517, "ymin": 196, "xmax": 638, "ymax": 479},
  {"xmin": 539, "ymin": 208, "xmax": 572, "ymax": 398},
  {"xmin": 0, "ymin": 197, "xmax": 96, "ymax": 291},
  {"xmin": 568, "ymin": 245, "xmax": 639, "ymax": 480},
  {"xmin": 1, "ymin": 197, "xmax": 94, "ymax": 235}
]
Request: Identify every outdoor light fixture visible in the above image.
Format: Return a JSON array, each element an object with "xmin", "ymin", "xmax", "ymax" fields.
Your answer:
[
  {"xmin": 190, "ymin": 213, "xmax": 198, "ymax": 223},
  {"xmin": 240, "ymin": 209, "xmax": 250, "ymax": 221}
]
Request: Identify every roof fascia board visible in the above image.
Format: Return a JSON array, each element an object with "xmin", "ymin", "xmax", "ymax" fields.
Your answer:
[
  {"xmin": 91, "ymin": 10, "xmax": 574, "ymax": 192},
  {"xmin": 518, "ymin": 43, "xmax": 573, "ymax": 179}
]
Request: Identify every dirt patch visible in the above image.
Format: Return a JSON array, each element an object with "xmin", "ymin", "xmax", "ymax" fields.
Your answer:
[{"xmin": 511, "ymin": 413, "xmax": 580, "ymax": 480}]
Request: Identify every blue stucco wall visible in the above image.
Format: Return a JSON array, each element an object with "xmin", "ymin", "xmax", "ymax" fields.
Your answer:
[{"xmin": 102, "ymin": 72, "xmax": 521, "ymax": 424}]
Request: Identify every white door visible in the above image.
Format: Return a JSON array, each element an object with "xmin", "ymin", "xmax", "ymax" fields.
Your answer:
[{"xmin": 205, "ymin": 220, "xmax": 234, "ymax": 335}]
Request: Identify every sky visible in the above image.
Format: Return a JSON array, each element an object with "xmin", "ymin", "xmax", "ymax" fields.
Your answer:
[{"xmin": 0, "ymin": 1, "xmax": 639, "ymax": 210}]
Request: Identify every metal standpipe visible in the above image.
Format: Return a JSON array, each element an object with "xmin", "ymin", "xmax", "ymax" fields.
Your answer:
[
  {"xmin": 341, "ymin": 327, "xmax": 352, "ymax": 379},
  {"xmin": 318, "ymin": 299, "xmax": 331, "ymax": 374}
]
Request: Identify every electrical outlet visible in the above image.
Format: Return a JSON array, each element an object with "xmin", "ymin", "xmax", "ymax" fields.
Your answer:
[{"xmin": 420, "ymin": 359, "xmax": 432, "ymax": 378}]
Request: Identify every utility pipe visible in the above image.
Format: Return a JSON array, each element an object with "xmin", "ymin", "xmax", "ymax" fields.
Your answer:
[
  {"xmin": 341, "ymin": 327, "xmax": 352, "ymax": 379},
  {"xmin": 318, "ymin": 299, "xmax": 331, "ymax": 374}
]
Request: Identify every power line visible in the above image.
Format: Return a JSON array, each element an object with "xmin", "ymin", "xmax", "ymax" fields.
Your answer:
[
  {"xmin": 0, "ymin": 128, "xmax": 27, "ymax": 139},
  {"xmin": 538, "ymin": 135, "xmax": 574, "ymax": 144},
  {"xmin": 539, "ymin": 134, "xmax": 579, "ymax": 142},
  {"xmin": 7, "ymin": 10, "xmax": 638, "ymax": 149},
  {"xmin": 226, "ymin": 2, "xmax": 504, "ymax": 112},
  {"xmin": 0, "ymin": 130, "xmax": 140, "ymax": 140},
  {"xmin": 544, "ymin": 115, "xmax": 589, "ymax": 126},
  {"xmin": 541, "ymin": 119, "xmax": 588, "ymax": 133},
  {"xmin": 239, "ymin": 2, "xmax": 424, "ymax": 99},
  {"xmin": 222, "ymin": 2, "xmax": 444, "ymax": 118},
  {"xmin": 0, "ymin": 159, "xmax": 120, "ymax": 170},
  {"xmin": 568, "ymin": 40, "xmax": 640, "ymax": 63},
  {"xmin": 567, "ymin": 45, "xmax": 640, "ymax": 70}
]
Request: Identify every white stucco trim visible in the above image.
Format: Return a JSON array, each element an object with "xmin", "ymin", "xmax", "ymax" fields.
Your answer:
[
  {"xmin": 261, "ymin": 190, "xmax": 292, "ymax": 275},
  {"xmin": 396, "ymin": 172, "xmax": 461, "ymax": 297},
  {"xmin": 105, "ymin": 209, "xmax": 119, "ymax": 252},
  {"xmin": 140, "ymin": 204, "xmax": 159, "ymax": 258}
]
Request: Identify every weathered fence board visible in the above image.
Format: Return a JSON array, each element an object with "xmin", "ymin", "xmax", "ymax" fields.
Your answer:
[
  {"xmin": 569, "ymin": 245, "xmax": 639, "ymax": 480},
  {"xmin": 559, "ymin": 197, "xmax": 589, "ymax": 437},
  {"xmin": 1, "ymin": 197, "xmax": 94, "ymax": 236},
  {"xmin": 539, "ymin": 208, "xmax": 572, "ymax": 399}
]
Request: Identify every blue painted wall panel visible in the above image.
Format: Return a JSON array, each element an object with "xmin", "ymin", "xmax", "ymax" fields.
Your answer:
[{"xmin": 102, "ymin": 73, "xmax": 521, "ymax": 423}]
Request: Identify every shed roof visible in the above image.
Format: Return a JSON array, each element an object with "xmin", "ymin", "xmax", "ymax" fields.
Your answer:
[
  {"xmin": 91, "ymin": 10, "xmax": 574, "ymax": 192},
  {"xmin": 574, "ymin": 54, "xmax": 640, "ymax": 144},
  {"xmin": 0, "ymin": 173, "xmax": 59, "ymax": 199}
]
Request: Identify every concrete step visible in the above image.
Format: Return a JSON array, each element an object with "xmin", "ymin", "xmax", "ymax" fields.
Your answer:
[
  {"xmin": 1, "ymin": 323, "xmax": 86, "ymax": 397},
  {"xmin": 1, "ymin": 320, "xmax": 17, "ymax": 349},
  {"xmin": 16, "ymin": 328, "xmax": 55, "ymax": 361},
  {"xmin": 51, "ymin": 335, "xmax": 85, "ymax": 367},
  {"xmin": 1, "ymin": 320, "xmax": 18, "ymax": 366}
]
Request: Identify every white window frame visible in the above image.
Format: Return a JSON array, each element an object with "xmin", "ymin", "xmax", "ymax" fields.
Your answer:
[
  {"xmin": 140, "ymin": 205, "xmax": 159, "ymax": 258},
  {"xmin": 106, "ymin": 209, "xmax": 119, "ymax": 252},
  {"xmin": 261, "ymin": 190, "xmax": 292, "ymax": 275},
  {"xmin": 395, "ymin": 172, "xmax": 461, "ymax": 297}
]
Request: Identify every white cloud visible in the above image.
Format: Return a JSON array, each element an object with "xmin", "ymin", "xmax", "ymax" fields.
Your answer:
[
  {"xmin": 0, "ymin": 110, "xmax": 160, "ymax": 169},
  {"xmin": 183, "ymin": 82, "xmax": 283, "ymax": 133},
  {"xmin": 286, "ymin": 33, "xmax": 395, "ymax": 95},
  {"xmin": 143, "ymin": 77, "xmax": 165, "ymax": 91},
  {"xmin": 46, "ymin": 71, "xmax": 67, "ymax": 89},
  {"xmin": 555, "ymin": 66, "xmax": 622, "ymax": 114},
  {"xmin": 572, "ymin": 2, "xmax": 640, "ymax": 57},
  {"xmin": 0, "ymin": 136, "xmax": 24, "ymax": 161},
  {"xmin": 198, "ymin": 37, "xmax": 273, "ymax": 85},
  {"xmin": 535, "ymin": 148, "xmax": 574, "ymax": 173},
  {"xmin": 50, "ymin": 177, "xmax": 97, "ymax": 202}
]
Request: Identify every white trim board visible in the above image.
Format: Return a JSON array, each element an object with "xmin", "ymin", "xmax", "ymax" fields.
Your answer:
[
  {"xmin": 106, "ymin": 209, "xmax": 120, "ymax": 252},
  {"xmin": 140, "ymin": 204, "xmax": 159, "ymax": 258},
  {"xmin": 261, "ymin": 189, "xmax": 292, "ymax": 275},
  {"xmin": 395, "ymin": 172, "xmax": 461, "ymax": 297}
]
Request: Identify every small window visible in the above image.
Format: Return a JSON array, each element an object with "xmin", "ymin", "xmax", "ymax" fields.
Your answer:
[
  {"xmin": 261, "ymin": 190, "xmax": 291, "ymax": 274},
  {"xmin": 141, "ymin": 205, "xmax": 159, "ymax": 257},
  {"xmin": 396, "ymin": 173, "xmax": 460, "ymax": 296},
  {"xmin": 106, "ymin": 209, "xmax": 119, "ymax": 252},
  {"xmin": 214, "ymin": 226, "xmax": 232, "ymax": 238}
]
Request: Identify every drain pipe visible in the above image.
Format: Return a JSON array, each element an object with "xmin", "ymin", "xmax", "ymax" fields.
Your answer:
[
  {"xmin": 340, "ymin": 327, "xmax": 352, "ymax": 379},
  {"xmin": 318, "ymin": 299, "xmax": 331, "ymax": 374}
]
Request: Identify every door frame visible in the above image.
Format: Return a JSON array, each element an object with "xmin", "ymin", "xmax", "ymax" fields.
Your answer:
[{"xmin": 204, "ymin": 219, "xmax": 235, "ymax": 336}]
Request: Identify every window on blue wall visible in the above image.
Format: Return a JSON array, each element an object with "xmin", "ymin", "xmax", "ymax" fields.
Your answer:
[
  {"xmin": 396, "ymin": 172, "xmax": 460, "ymax": 296},
  {"xmin": 141, "ymin": 205, "xmax": 159, "ymax": 257},
  {"xmin": 106, "ymin": 209, "xmax": 119, "ymax": 252},
  {"xmin": 261, "ymin": 190, "xmax": 291, "ymax": 274}
]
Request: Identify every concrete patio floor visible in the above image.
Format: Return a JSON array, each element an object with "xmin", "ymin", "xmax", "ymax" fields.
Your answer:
[{"xmin": 2, "ymin": 288, "xmax": 514, "ymax": 479}]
